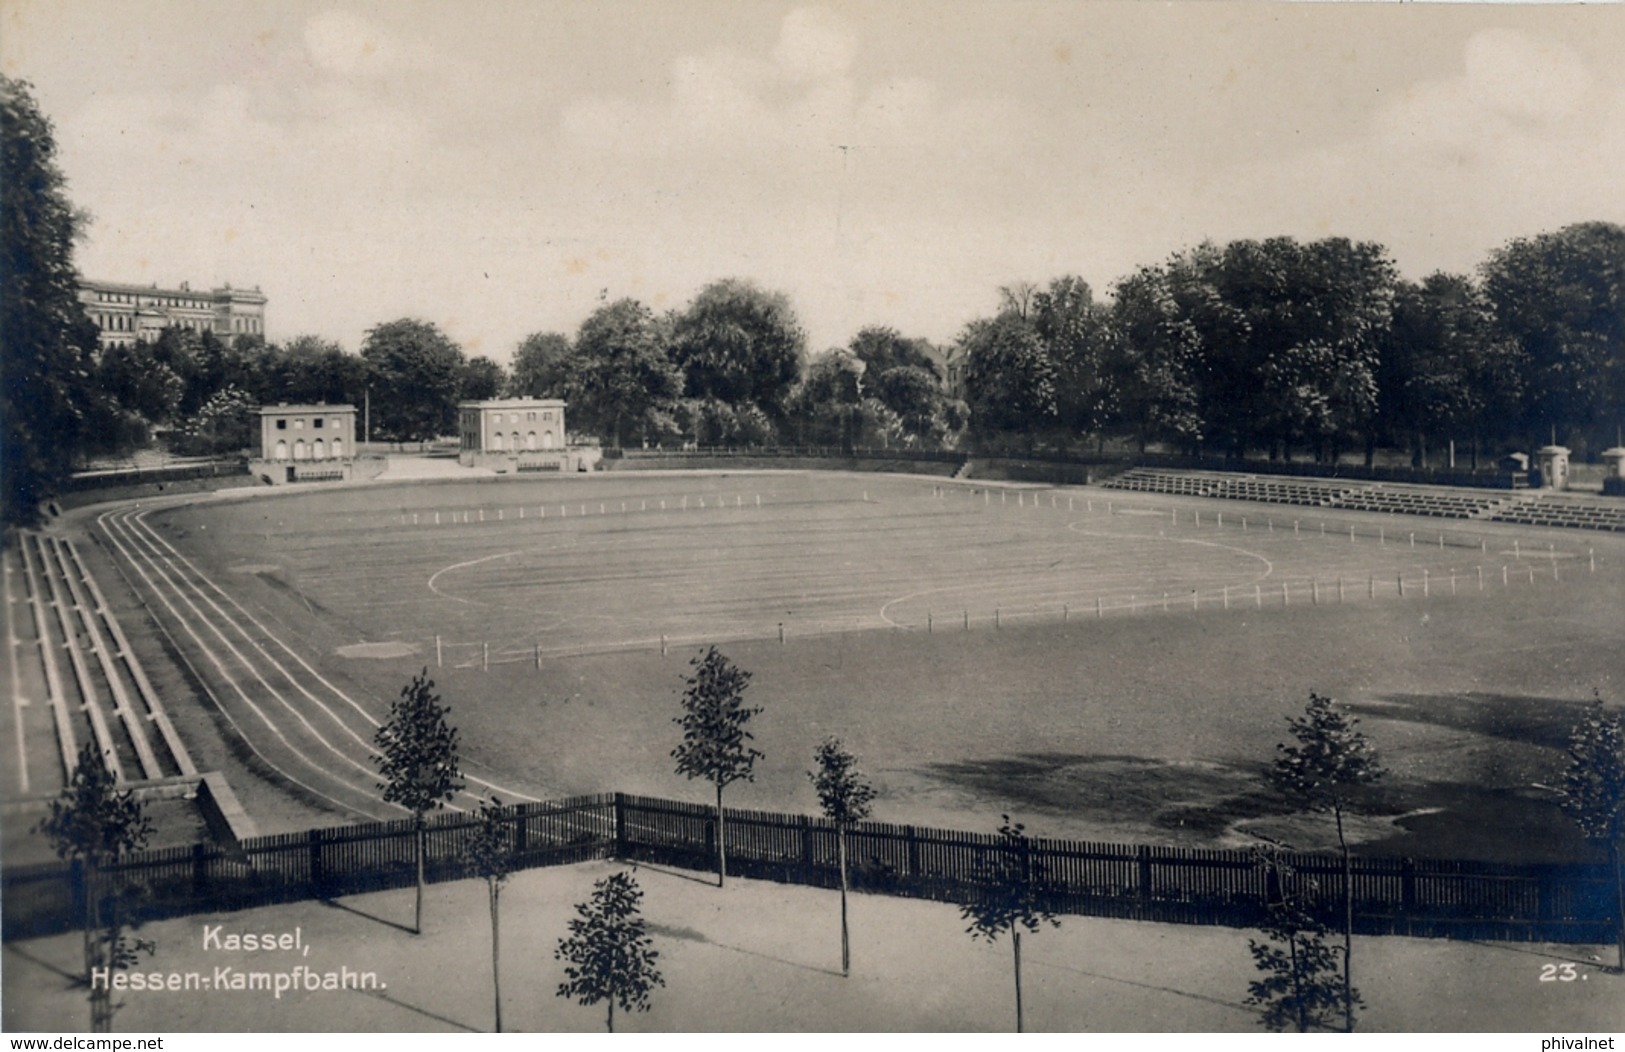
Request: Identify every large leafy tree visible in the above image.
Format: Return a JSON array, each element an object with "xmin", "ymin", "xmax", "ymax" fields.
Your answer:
[
  {"xmin": 256, "ymin": 335, "xmax": 367, "ymax": 409},
  {"xmin": 1380, "ymin": 273, "xmax": 1525, "ymax": 469},
  {"xmin": 959, "ymin": 312, "xmax": 1057, "ymax": 445},
  {"xmin": 458, "ymin": 355, "xmax": 508, "ymax": 402},
  {"xmin": 462, "ymin": 796, "xmax": 517, "ymax": 1031},
  {"xmin": 670, "ymin": 647, "xmax": 763, "ymax": 887},
  {"xmin": 671, "ymin": 278, "xmax": 806, "ymax": 427},
  {"xmin": 35, "ymin": 743, "xmax": 155, "ymax": 1032},
  {"xmin": 1559, "ymin": 695, "xmax": 1625, "ymax": 972},
  {"xmin": 1033, "ymin": 276, "xmax": 1120, "ymax": 449},
  {"xmin": 1205, "ymin": 237, "xmax": 1396, "ymax": 462},
  {"xmin": 1481, "ymin": 221, "xmax": 1625, "ymax": 450},
  {"xmin": 1109, "ymin": 259, "xmax": 1207, "ymax": 454},
  {"xmin": 571, "ymin": 299, "xmax": 682, "ymax": 448},
  {"xmin": 808, "ymin": 736, "xmax": 878, "ymax": 976},
  {"xmin": 373, "ymin": 669, "xmax": 464, "ymax": 934},
  {"xmin": 1269, "ymin": 693, "xmax": 1384, "ymax": 1033},
  {"xmin": 555, "ymin": 871, "xmax": 664, "ymax": 1032},
  {"xmin": 509, "ymin": 331, "xmax": 574, "ymax": 398},
  {"xmin": 790, "ymin": 348, "xmax": 866, "ymax": 450},
  {"xmin": 848, "ymin": 325, "xmax": 941, "ymax": 380},
  {"xmin": 1, "ymin": 75, "xmax": 104, "ymax": 524},
  {"xmin": 360, "ymin": 319, "xmax": 466, "ymax": 444},
  {"xmin": 960, "ymin": 815, "xmax": 1060, "ymax": 1033}
]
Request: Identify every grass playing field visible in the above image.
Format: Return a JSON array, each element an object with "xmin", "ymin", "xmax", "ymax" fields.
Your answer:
[{"xmin": 123, "ymin": 470, "xmax": 1625, "ymax": 864}]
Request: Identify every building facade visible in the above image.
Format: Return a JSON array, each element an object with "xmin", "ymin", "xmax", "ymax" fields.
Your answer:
[
  {"xmin": 253, "ymin": 403, "xmax": 357, "ymax": 484},
  {"xmin": 78, "ymin": 279, "xmax": 267, "ymax": 351},
  {"xmin": 458, "ymin": 398, "xmax": 593, "ymax": 472}
]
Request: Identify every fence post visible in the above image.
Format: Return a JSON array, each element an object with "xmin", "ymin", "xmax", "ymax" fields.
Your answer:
[
  {"xmin": 70, "ymin": 858, "xmax": 87, "ymax": 932},
  {"xmin": 1400, "ymin": 857, "xmax": 1416, "ymax": 922},
  {"xmin": 613, "ymin": 793, "xmax": 626, "ymax": 859},
  {"xmin": 308, "ymin": 829, "xmax": 325, "ymax": 897},
  {"xmin": 191, "ymin": 842, "xmax": 209, "ymax": 898},
  {"xmin": 514, "ymin": 802, "xmax": 530, "ymax": 858},
  {"xmin": 1137, "ymin": 844, "xmax": 1154, "ymax": 903},
  {"xmin": 800, "ymin": 814, "xmax": 815, "ymax": 875},
  {"xmin": 905, "ymin": 826, "xmax": 921, "ymax": 882}
]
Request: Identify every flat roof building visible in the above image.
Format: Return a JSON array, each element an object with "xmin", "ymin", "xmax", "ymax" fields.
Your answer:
[
  {"xmin": 458, "ymin": 398, "xmax": 567, "ymax": 454},
  {"xmin": 78, "ymin": 279, "xmax": 266, "ymax": 352},
  {"xmin": 258, "ymin": 404, "xmax": 356, "ymax": 464}
]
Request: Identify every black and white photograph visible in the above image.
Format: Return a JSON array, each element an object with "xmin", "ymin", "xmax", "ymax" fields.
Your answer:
[{"xmin": 2, "ymin": 0, "xmax": 1623, "ymax": 1036}]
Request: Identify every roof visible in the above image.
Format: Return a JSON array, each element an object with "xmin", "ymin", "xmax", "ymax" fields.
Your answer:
[
  {"xmin": 459, "ymin": 398, "xmax": 567, "ymax": 409},
  {"xmin": 259, "ymin": 404, "xmax": 357, "ymax": 415}
]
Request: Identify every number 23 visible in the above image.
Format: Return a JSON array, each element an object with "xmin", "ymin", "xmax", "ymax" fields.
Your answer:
[{"xmin": 1540, "ymin": 963, "xmax": 1579, "ymax": 982}]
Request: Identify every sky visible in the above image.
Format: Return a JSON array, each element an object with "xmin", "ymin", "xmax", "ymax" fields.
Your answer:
[{"xmin": 3, "ymin": 1, "xmax": 1623, "ymax": 364}]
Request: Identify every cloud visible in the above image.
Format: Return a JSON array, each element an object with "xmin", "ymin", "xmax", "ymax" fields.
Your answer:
[
  {"xmin": 1180, "ymin": 27, "xmax": 1625, "ymax": 277},
  {"xmin": 1462, "ymin": 27, "xmax": 1591, "ymax": 124},
  {"xmin": 772, "ymin": 6, "xmax": 858, "ymax": 83},
  {"xmin": 302, "ymin": 9, "xmax": 437, "ymax": 79}
]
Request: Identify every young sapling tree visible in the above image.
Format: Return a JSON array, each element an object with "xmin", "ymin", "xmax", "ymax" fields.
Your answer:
[
  {"xmin": 808, "ymin": 735, "xmax": 878, "ymax": 975},
  {"xmin": 374, "ymin": 668, "xmax": 464, "ymax": 933},
  {"xmin": 670, "ymin": 647, "xmax": 763, "ymax": 886},
  {"xmin": 35, "ymin": 742, "xmax": 156, "ymax": 1032},
  {"xmin": 1269, "ymin": 692, "xmax": 1384, "ymax": 1032},
  {"xmin": 462, "ymin": 796, "xmax": 516, "ymax": 1031},
  {"xmin": 555, "ymin": 870, "xmax": 664, "ymax": 1032},
  {"xmin": 960, "ymin": 815, "xmax": 1059, "ymax": 1032}
]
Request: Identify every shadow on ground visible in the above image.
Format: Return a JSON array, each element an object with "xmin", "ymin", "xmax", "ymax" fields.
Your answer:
[
  {"xmin": 1349, "ymin": 691, "xmax": 1584, "ymax": 753},
  {"xmin": 920, "ymin": 692, "xmax": 1598, "ymax": 862}
]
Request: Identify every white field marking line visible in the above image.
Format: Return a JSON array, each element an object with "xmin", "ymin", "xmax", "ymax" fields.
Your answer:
[
  {"xmin": 426, "ymin": 550, "xmax": 523, "ymax": 606},
  {"xmin": 18, "ymin": 532, "xmax": 77, "ymax": 780},
  {"xmin": 102, "ymin": 511, "xmax": 406, "ymax": 812},
  {"xmin": 115, "ymin": 514, "xmax": 385, "ymax": 787},
  {"xmin": 129, "ymin": 509, "xmax": 535, "ymax": 806},
  {"xmin": 32, "ymin": 534, "xmax": 126, "ymax": 783},
  {"xmin": 47, "ymin": 535, "xmax": 163, "ymax": 781},
  {"xmin": 94, "ymin": 512, "xmax": 383, "ymax": 819},
  {"xmin": 64, "ymin": 538, "xmax": 197, "ymax": 777},
  {"xmin": 3, "ymin": 551, "xmax": 31, "ymax": 794},
  {"xmin": 877, "ymin": 526, "xmax": 1276, "ymax": 628}
]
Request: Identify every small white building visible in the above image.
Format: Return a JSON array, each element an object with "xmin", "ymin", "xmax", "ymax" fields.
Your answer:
[
  {"xmin": 253, "ymin": 404, "xmax": 357, "ymax": 484},
  {"xmin": 458, "ymin": 398, "xmax": 594, "ymax": 472}
]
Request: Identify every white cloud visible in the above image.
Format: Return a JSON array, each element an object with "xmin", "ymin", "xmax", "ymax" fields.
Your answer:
[
  {"xmin": 772, "ymin": 6, "xmax": 858, "ymax": 83},
  {"xmin": 302, "ymin": 9, "xmax": 436, "ymax": 79},
  {"xmin": 1462, "ymin": 27, "xmax": 1591, "ymax": 124}
]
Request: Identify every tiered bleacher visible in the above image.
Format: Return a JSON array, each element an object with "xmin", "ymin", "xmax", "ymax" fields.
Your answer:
[
  {"xmin": 1211, "ymin": 477, "xmax": 1355, "ymax": 507},
  {"xmin": 1490, "ymin": 499, "xmax": 1625, "ymax": 532},
  {"xmin": 1101, "ymin": 469, "xmax": 1227, "ymax": 497},
  {"xmin": 1330, "ymin": 486, "xmax": 1512, "ymax": 520},
  {"xmin": 1099, "ymin": 467, "xmax": 1625, "ymax": 531}
]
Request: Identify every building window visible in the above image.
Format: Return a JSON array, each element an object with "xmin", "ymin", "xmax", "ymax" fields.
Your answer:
[
  {"xmin": 527, "ymin": 412, "xmax": 536, "ymax": 421},
  {"xmin": 313, "ymin": 418, "xmax": 324, "ymax": 428},
  {"xmin": 276, "ymin": 419, "xmax": 287, "ymax": 430}
]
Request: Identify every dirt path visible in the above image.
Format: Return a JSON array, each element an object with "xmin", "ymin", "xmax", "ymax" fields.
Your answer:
[{"xmin": 5, "ymin": 860, "xmax": 1619, "ymax": 1033}]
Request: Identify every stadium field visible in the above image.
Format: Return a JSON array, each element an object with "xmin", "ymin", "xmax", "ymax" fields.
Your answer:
[{"xmin": 84, "ymin": 470, "xmax": 1625, "ymax": 864}]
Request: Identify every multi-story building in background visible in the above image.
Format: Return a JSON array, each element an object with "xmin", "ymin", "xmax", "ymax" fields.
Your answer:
[{"xmin": 77, "ymin": 279, "xmax": 267, "ymax": 351}]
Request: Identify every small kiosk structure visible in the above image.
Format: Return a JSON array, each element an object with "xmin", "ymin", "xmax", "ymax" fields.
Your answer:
[
  {"xmin": 1534, "ymin": 445, "xmax": 1572, "ymax": 491},
  {"xmin": 458, "ymin": 398, "xmax": 597, "ymax": 473},
  {"xmin": 1601, "ymin": 447, "xmax": 1625, "ymax": 497},
  {"xmin": 252, "ymin": 404, "xmax": 358, "ymax": 484}
]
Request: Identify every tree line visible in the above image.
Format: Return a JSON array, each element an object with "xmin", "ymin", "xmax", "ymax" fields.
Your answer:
[
  {"xmin": 962, "ymin": 228, "xmax": 1624, "ymax": 469},
  {"xmin": 7, "ymin": 72, "xmax": 1623, "ymax": 528}
]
